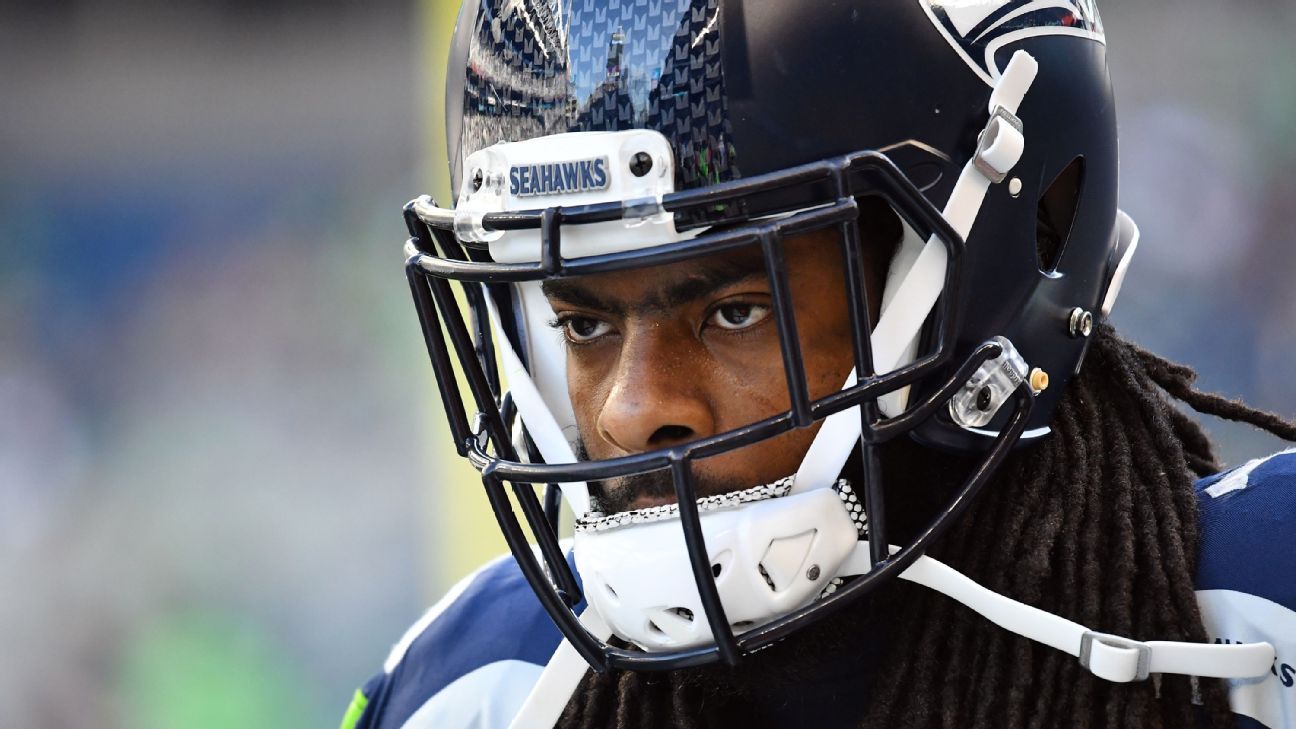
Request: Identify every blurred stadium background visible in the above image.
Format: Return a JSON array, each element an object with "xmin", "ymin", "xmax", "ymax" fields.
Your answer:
[{"xmin": 1, "ymin": 1, "xmax": 1292, "ymax": 726}]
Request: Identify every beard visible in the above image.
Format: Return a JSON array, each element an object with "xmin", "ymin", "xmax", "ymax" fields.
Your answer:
[{"xmin": 575, "ymin": 440, "xmax": 757, "ymax": 514}]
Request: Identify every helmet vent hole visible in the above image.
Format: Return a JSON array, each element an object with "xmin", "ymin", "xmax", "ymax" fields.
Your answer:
[
  {"xmin": 647, "ymin": 620, "xmax": 665, "ymax": 636},
  {"xmin": 604, "ymin": 583, "xmax": 618, "ymax": 600},
  {"xmin": 1036, "ymin": 156, "xmax": 1085, "ymax": 275},
  {"xmin": 667, "ymin": 607, "xmax": 694, "ymax": 622},
  {"xmin": 712, "ymin": 563, "xmax": 722, "ymax": 578},
  {"xmin": 731, "ymin": 621, "xmax": 755, "ymax": 630}
]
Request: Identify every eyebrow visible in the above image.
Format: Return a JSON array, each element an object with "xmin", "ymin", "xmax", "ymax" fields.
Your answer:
[{"xmin": 541, "ymin": 254, "xmax": 770, "ymax": 317}]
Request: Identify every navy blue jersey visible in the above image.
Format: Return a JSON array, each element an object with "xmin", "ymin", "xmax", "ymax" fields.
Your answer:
[
  {"xmin": 342, "ymin": 450, "xmax": 1296, "ymax": 729},
  {"xmin": 1195, "ymin": 449, "xmax": 1296, "ymax": 729}
]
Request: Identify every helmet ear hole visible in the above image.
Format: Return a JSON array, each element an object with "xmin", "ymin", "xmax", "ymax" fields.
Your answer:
[{"xmin": 1036, "ymin": 156, "xmax": 1085, "ymax": 274}]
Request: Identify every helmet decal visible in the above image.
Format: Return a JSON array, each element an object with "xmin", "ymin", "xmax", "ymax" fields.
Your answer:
[
  {"xmin": 920, "ymin": 0, "xmax": 1105, "ymax": 84},
  {"xmin": 461, "ymin": 0, "xmax": 739, "ymax": 192},
  {"xmin": 509, "ymin": 156, "xmax": 610, "ymax": 197}
]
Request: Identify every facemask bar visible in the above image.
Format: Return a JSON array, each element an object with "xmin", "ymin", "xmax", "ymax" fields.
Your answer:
[{"xmin": 403, "ymin": 150, "xmax": 1035, "ymax": 672}]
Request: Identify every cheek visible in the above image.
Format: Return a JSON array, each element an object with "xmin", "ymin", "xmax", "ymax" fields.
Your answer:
[
  {"xmin": 690, "ymin": 418, "xmax": 823, "ymax": 487},
  {"xmin": 698, "ymin": 331, "xmax": 847, "ymax": 483},
  {"xmin": 566, "ymin": 350, "xmax": 614, "ymax": 452},
  {"xmin": 704, "ymin": 346, "xmax": 821, "ymax": 485},
  {"xmin": 803, "ymin": 322, "xmax": 855, "ymax": 400},
  {"xmin": 704, "ymin": 300, "xmax": 854, "ymax": 427},
  {"xmin": 706, "ymin": 337, "xmax": 789, "ymax": 420},
  {"xmin": 792, "ymin": 277, "xmax": 856, "ymax": 400}
]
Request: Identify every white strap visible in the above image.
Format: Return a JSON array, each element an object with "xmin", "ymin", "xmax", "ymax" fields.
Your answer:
[
  {"xmin": 870, "ymin": 50, "xmax": 1037, "ymax": 371},
  {"xmin": 987, "ymin": 51, "xmax": 1037, "ymax": 118},
  {"xmin": 514, "ymin": 546, "xmax": 1273, "ymax": 729},
  {"xmin": 793, "ymin": 51, "xmax": 1039, "ymax": 494},
  {"xmin": 482, "ymin": 288, "xmax": 591, "ymax": 515},
  {"xmin": 1143, "ymin": 638, "xmax": 1275, "ymax": 681},
  {"xmin": 791, "ymin": 368, "xmax": 860, "ymax": 494},
  {"xmin": 838, "ymin": 543, "xmax": 1275, "ymax": 683},
  {"xmin": 507, "ymin": 610, "xmax": 612, "ymax": 729}
]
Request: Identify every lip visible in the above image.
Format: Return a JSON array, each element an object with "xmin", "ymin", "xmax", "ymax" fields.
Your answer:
[{"xmin": 626, "ymin": 494, "xmax": 678, "ymax": 511}]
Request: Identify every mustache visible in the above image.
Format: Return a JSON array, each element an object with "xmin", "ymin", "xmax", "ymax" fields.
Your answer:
[{"xmin": 575, "ymin": 441, "xmax": 745, "ymax": 514}]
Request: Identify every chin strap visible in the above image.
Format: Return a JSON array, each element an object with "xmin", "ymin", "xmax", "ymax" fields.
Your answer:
[
  {"xmin": 837, "ymin": 543, "xmax": 1276, "ymax": 683},
  {"xmin": 509, "ymin": 541, "xmax": 1276, "ymax": 729}
]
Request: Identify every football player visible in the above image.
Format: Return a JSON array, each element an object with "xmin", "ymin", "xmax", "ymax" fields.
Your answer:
[{"xmin": 341, "ymin": 1, "xmax": 1296, "ymax": 727}]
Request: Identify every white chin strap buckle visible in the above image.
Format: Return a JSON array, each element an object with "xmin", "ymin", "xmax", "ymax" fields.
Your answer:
[
  {"xmin": 973, "ymin": 105, "xmax": 1026, "ymax": 184},
  {"xmin": 1079, "ymin": 631, "xmax": 1152, "ymax": 682}
]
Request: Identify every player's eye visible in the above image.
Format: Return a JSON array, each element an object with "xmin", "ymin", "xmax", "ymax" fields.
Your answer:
[
  {"xmin": 707, "ymin": 302, "xmax": 771, "ymax": 331},
  {"xmin": 555, "ymin": 315, "xmax": 613, "ymax": 343}
]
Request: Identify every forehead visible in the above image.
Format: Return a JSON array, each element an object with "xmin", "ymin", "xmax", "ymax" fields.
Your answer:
[
  {"xmin": 540, "ymin": 245, "xmax": 769, "ymax": 315},
  {"xmin": 538, "ymin": 229, "xmax": 844, "ymax": 314}
]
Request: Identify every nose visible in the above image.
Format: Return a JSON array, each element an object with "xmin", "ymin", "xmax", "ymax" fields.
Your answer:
[{"xmin": 596, "ymin": 327, "xmax": 716, "ymax": 453}]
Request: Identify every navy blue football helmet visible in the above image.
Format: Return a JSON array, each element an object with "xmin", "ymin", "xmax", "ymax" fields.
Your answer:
[{"xmin": 402, "ymin": 0, "xmax": 1152, "ymax": 679}]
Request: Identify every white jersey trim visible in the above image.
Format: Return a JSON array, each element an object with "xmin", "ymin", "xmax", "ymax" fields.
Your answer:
[
  {"xmin": 399, "ymin": 660, "xmax": 543, "ymax": 729},
  {"xmin": 1197, "ymin": 589, "xmax": 1296, "ymax": 729},
  {"xmin": 1205, "ymin": 448, "xmax": 1296, "ymax": 499}
]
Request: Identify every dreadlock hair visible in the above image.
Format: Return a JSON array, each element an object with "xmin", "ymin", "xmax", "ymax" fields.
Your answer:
[{"xmin": 556, "ymin": 324, "xmax": 1296, "ymax": 729}]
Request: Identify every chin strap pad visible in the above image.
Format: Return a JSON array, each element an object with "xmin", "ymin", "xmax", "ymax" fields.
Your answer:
[
  {"xmin": 838, "ymin": 543, "xmax": 1276, "ymax": 683},
  {"xmin": 482, "ymin": 287, "xmax": 592, "ymax": 516}
]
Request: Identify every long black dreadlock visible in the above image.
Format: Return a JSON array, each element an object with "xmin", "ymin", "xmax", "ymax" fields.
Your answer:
[{"xmin": 557, "ymin": 324, "xmax": 1296, "ymax": 728}]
